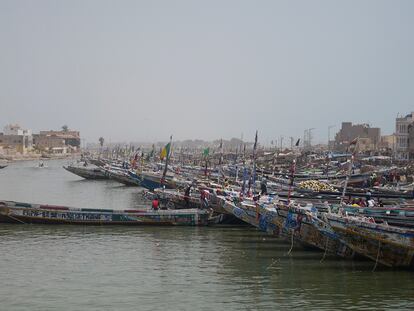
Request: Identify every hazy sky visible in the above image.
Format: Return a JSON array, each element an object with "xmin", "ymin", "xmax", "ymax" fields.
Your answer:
[{"xmin": 1, "ymin": 0, "xmax": 413, "ymax": 145}]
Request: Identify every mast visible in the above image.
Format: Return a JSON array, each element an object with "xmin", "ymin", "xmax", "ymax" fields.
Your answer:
[
  {"xmin": 241, "ymin": 144, "xmax": 247, "ymax": 195},
  {"xmin": 287, "ymin": 159, "xmax": 296, "ymax": 204},
  {"xmin": 341, "ymin": 137, "xmax": 359, "ymax": 203},
  {"xmin": 250, "ymin": 130, "xmax": 258, "ymax": 195},
  {"xmin": 287, "ymin": 138, "xmax": 300, "ymax": 204}
]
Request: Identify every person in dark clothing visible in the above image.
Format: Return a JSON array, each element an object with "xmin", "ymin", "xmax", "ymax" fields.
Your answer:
[
  {"xmin": 260, "ymin": 178, "xmax": 268, "ymax": 195},
  {"xmin": 184, "ymin": 185, "xmax": 192, "ymax": 207}
]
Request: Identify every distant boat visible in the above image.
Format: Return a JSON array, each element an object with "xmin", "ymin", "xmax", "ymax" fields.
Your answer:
[
  {"xmin": 37, "ymin": 162, "xmax": 48, "ymax": 168},
  {"xmin": 0, "ymin": 200, "xmax": 213, "ymax": 226},
  {"xmin": 128, "ymin": 171, "xmax": 179, "ymax": 191},
  {"xmin": 0, "ymin": 165, "xmax": 7, "ymax": 169},
  {"xmin": 103, "ymin": 168, "xmax": 141, "ymax": 186},
  {"xmin": 63, "ymin": 165, "xmax": 109, "ymax": 180}
]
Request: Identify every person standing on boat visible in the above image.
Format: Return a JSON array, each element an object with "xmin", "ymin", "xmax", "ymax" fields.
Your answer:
[
  {"xmin": 184, "ymin": 185, "xmax": 192, "ymax": 207},
  {"xmin": 200, "ymin": 189, "xmax": 209, "ymax": 209},
  {"xmin": 365, "ymin": 191, "xmax": 372, "ymax": 206},
  {"xmin": 260, "ymin": 177, "xmax": 268, "ymax": 195}
]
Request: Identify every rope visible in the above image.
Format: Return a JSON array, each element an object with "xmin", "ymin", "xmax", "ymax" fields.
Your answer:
[
  {"xmin": 287, "ymin": 229, "xmax": 294, "ymax": 255},
  {"xmin": 7, "ymin": 214, "xmax": 28, "ymax": 224},
  {"xmin": 266, "ymin": 258, "xmax": 280, "ymax": 270},
  {"xmin": 320, "ymin": 237, "xmax": 329, "ymax": 263},
  {"xmin": 372, "ymin": 240, "xmax": 382, "ymax": 272}
]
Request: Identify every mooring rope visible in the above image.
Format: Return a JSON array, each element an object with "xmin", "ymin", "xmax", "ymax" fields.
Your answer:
[
  {"xmin": 372, "ymin": 240, "xmax": 382, "ymax": 272},
  {"xmin": 287, "ymin": 229, "xmax": 294, "ymax": 255},
  {"xmin": 320, "ymin": 237, "xmax": 329, "ymax": 263},
  {"xmin": 266, "ymin": 258, "xmax": 280, "ymax": 270}
]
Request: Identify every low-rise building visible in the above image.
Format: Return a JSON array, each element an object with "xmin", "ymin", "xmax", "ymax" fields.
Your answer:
[
  {"xmin": 39, "ymin": 130, "xmax": 80, "ymax": 148},
  {"xmin": 0, "ymin": 124, "xmax": 33, "ymax": 154},
  {"xmin": 33, "ymin": 134, "xmax": 66, "ymax": 150},
  {"xmin": 334, "ymin": 122, "xmax": 381, "ymax": 153},
  {"xmin": 379, "ymin": 134, "xmax": 396, "ymax": 152},
  {"xmin": 395, "ymin": 112, "xmax": 414, "ymax": 160}
]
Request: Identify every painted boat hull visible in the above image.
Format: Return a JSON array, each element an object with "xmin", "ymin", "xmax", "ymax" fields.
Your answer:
[
  {"xmin": 63, "ymin": 166, "xmax": 108, "ymax": 180},
  {"xmin": 128, "ymin": 171, "xmax": 176, "ymax": 191},
  {"xmin": 105, "ymin": 170, "xmax": 141, "ymax": 186},
  {"xmin": 266, "ymin": 205, "xmax": 355, "ymax": 258},
  {"xmin": 0, "ymin": 201, "xmax": 212, "ymax": 226},
  {"xmin": 327, "ymin": 214, "xmax": 414, "ymax": 267}
]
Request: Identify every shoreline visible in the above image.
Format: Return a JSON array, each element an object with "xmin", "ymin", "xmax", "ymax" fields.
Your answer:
[{"xmin": 0, "ymin": 152, "xmax": 80, "ymax": 163}]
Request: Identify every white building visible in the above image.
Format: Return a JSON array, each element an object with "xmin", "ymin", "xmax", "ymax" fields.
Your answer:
[
  {"xmin": 3, "ymin": 124, "xmax": 32, "ymax": 136},
  {"xmin": 395, "ymin": 113, "xmax": 414, "ymax": 160},
  {"xmin": 1, "ymin": 124, "xmax": 33, "ymax": 153}
]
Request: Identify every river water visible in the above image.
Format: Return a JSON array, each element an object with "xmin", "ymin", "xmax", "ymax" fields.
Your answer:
[{"xmin": 0, "ymin": 159, "xmax": 413, "ymax": 311}]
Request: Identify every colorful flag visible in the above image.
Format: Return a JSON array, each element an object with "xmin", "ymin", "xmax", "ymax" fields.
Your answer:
[
  {"xmin": 160, "ymin": 142, "xmax": 171, "ymax": 160},
  {"xmin": 203, "ymin": 147, "xmax": 210, "ymax": 156},
  {"xmin": 350, "ymin": 138, "xmax": 358, "ymax": 145}
]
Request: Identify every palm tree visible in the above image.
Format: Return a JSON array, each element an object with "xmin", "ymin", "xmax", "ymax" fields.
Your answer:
[
  {"xmin": 99, "ymin": 137, "xmax": 104, "ymax": 147},
  {"xmin": 62, "ymin": 125, "xmax": 69, "ymax": 132}
]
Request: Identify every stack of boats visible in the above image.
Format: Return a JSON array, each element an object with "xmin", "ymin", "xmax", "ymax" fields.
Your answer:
[
  {"xmin": 3, "ymin": 150, "xmax": 414, "ymax": 269},
  {"xmin": 216, "ymin": 193, "xmax": 414, "ymax": 268}
]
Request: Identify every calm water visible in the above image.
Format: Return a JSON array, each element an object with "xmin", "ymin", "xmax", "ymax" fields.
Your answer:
[{"xmin": 0, "ymin": 160, "xmax": 413, "ymax": 311}]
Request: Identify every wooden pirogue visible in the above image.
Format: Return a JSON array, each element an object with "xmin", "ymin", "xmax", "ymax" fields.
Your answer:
[{"xmin": 0, "ymin": 200, "xmax": 212, "ymax": 226}]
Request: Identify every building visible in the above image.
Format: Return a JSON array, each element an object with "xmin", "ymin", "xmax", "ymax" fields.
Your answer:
[
  {"xmin": 38, "ymin": 130, "xmax": 81, "ymax": 148},
  {"xmin": 395, "ymin": 113, "xmax": 414, "ymax": 160},
  {"xmin": 33, "ymin": 134, "xmax": 66, "ymax": 150},
  {"xmin": 379, "ymin": 134, "xmax": 396, "ymax": 152},
  {"xmin": 334, "ymin": 122, "xmax": 381, "ymax": 153},
  {"xmin": 0, "ymin": 124, "xmax": 33, "ymax": 154},
  {"xmin": 408, "ymin": 124, "xmax": 414, "ymax": 160}
]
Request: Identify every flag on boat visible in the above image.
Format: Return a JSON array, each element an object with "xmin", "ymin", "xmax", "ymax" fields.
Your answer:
[
  {"xmin": 160, "ymin": 142, "xmax": 171, "ymax": 160},
  {"xmin": 349, "ymin": 138, "xmax": 358, "ymax": 145},
  {"xmin": 203, "ymin": 147, "xmax": 210, "ymax": 156},
  {"xmin": 295, "ymin": 138, "xmax": 300, "ymax": 147}
]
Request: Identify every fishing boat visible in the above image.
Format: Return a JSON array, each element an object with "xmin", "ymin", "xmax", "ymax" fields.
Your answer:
[
  {"xmin": 128, "ymin": 171, "xmax": 183, "ymax": 191},
  {"xmin": 0, "ymin": 200, "xmax": 212, "ymax": 226},
  {"xmin": 217, "ymin": 193, "xmax": 355, "ymax": 258},
  {"xmin": 104, "ymin": 168, "xmax": 141, "ymax": 186},
  {"xmin": 259, "ymin": 202, "xmax": 354, "ymax": 258},
  {"xmin": 63, "ymin": 165, "xmax": 109, "ymax": 180},
  {"xmin": 326, "ymin": 213, "xmax": 414, "ymax": 268},
  {"xmin": 342, "ymin": 205, "xmax": 414, "ymax": 228},
  {"xmin": 37, "ymin": 161, "xmax": 48, "ymax": 168},
  {"xmin": 218, "ymin": 196, "xmax": 279, "ymax": 235}
]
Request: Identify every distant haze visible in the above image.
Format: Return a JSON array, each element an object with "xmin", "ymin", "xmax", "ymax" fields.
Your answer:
[{"xmin": 1, "ymin": 0, "xmax": 413, "ymax": 145}]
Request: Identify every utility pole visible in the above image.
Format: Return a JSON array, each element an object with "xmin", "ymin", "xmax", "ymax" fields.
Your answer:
[
  {"xmin": 303, "ymin": 130, "xmax": 307, "ymax": 151},
  {"xmin": 307, "ymin": 128, "xmax": 315, "ymax": 150}
]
